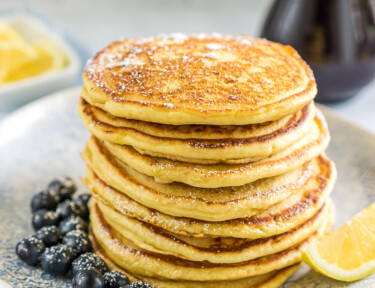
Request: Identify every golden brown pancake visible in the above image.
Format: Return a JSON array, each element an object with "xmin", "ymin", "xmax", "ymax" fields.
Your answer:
[
  {"xmin": 91, "ymin": 234, "xmax": 303, "ymax": 288},
  {"xmin": 85, "ymin": 109, "xmax": 329, "ymax": 188},
  {"xmin": 96, "ymin": 198, "xmax": 333, "ymax": 263},
  {"xmin": 78, "ymin": 97, "xmax": 315, "ymax": 163},
  {"xmin": 89, "ymin": 199, "xmax": 333, "ymax": 281},
  {"xmin": 83, "ymin": 155, "xmax": 336, "ymax": 238},
  {"xmin": 82, "ymin": 34, "xmax": 316, "ymax": 125},
  {"xmin": 82, "ymin": 132, "xmax": 333, "ymax": 221}
]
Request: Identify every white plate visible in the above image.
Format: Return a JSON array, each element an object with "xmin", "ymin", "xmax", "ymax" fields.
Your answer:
[
  {"xmin": 0, "ymin": 88, "xmax": 374, "ymax": 287},
  {"xmin": 0, "ymin": 13, "xmax": 81, "ymax": 111}
]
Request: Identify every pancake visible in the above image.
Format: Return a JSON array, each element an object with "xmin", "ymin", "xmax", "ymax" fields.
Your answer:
[
  {"xmin": 132, "ymin": 148, "xmax": 266, "ymax": 165},
  {"xmin": 83, "ymin": 156, "xmax": 336, "ymax": 238},
  {"xmin": 90, "ymin": 199, "xmax": 333, "ymax": 281},
  {"xmin": 91, "ymin": 235, "xmax": 303, "ymax": 288},
  {"xmin": 132, "ymin": 148, "xmax": 265, "ymax": 165},
  {"xmin": 82, "ymin": 134, "xmax": 332, "ymax": 221},
  {"xmin": 82, "ymin": 34, "xmax": 316, "ymax": 125},
  {"xmin": 96, "ymin": 198, "xmax": 333, "ymax": 263},
  {"xmin": 78, "ymin": 97, "xmax": 315, "ymax": 163},
  {"xmin": 90, "ymin": 109, "xmax": 329, "ymax": 188}
]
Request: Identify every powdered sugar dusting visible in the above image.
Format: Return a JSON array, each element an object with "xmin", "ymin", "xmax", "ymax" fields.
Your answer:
[
  {"xmin": 135, "ymin": 37, "xmax": 153, "ymax": 45},
  {"xmin": 205, "ymin": 43, "xmax": 221, "ymax": 50},
  {"xmin": 168, "ymin": 33, "xmax": 188, "ymax": 42},
  {"xmin": 182, "ymin": 55, "xmax": 190, "ymax": 62},
  {"xmin": 163, "ymin": 103, "xmax": 174, "ymax": 108},
  {"xmin": 240, "ymin": 39, "xmax": 253, "ymax": 45},
  {"xmin": 203, "ymin": 52, "xmax": 217, "ymax": 59},
  {"xmin": 106, "ymin": 58, "xmax": 145, "ymax": 68},
  {"xmin": 154, "ymin": 32, "xmax": 188, "ymax": 42}
]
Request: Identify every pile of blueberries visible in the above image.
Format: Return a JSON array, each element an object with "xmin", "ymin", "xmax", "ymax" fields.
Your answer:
[{"xmin": 15, "ymin": 177, "xmax": 152, "ymax": 288}]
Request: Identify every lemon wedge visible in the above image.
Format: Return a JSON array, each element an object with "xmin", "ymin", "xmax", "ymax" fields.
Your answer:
[
  {"xmin": 303, "ymin": 202, "xmax": 375, "ymax": 281},
  {"xmin": 35, "ymin": 40, "xmax": 67, "ymax": 70},
  {"xmin": 0, "ymin": 23, "xmax": 25, "ymax": 43},
  {"xmin": 0, "ymin": 22, "xmax": 67, "ymax": 84},
  {"xmin": 5, "ymin": 40, "xmax": 67, "ymax": 83},
  {"xmin": 0, "ymin": 26, "xmax": 37, "ymax": 83}
]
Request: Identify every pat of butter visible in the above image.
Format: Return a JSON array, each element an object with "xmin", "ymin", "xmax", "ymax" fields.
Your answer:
[{"xmin": 0, "ymin": 22, "xmax": 68, "ymax": 84}]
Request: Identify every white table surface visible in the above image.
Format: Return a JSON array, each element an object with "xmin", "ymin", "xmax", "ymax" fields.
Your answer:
[{"xmin": 1, "ymin": 0, "xmax": 375, "ymax": 134}]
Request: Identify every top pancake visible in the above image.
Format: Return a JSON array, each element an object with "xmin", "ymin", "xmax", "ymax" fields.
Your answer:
[{"xmin": 83, "ymin": 34, "xmax": 317, "ymax": 125}]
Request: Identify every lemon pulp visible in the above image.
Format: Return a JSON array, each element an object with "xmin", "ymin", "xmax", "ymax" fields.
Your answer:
[{"xmin": 303, "ymin": 201, "xmax": 375, "ymax": 281}]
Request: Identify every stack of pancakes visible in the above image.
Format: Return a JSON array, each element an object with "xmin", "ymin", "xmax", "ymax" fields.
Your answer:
[{"xmin": 78, "ymin": 34, "xmax": 337, "ymax": 288}]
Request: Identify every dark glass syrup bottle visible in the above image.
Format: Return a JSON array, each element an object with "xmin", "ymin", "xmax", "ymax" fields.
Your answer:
[{"xmin": 261, "ymin": 0, "xmax": 375, "ymax": 102}]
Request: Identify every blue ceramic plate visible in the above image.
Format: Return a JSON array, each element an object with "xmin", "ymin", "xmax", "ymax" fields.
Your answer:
[{"xmin": 0, "ymin": 88, "xmax": 374, "ymax": 287}]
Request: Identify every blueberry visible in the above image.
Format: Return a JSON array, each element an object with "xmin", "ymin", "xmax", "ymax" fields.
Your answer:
[
  {"xmin": 36, "ymin": 225, "xmax": 62, "ymax": 247},
  {"xmin": 15, "ymin": 235, "xmax": 45, "ymax": 266},
  {"xmin": 62, "ymin": 230, "xmax": 92, "ymax": 257},
  {"xmin": 126, "ymin": 282, "xmax": 153, "ymax": 288},
  {"xmin": 59, "ymin": 216, "xmax": 88, "ymax": 235},
  {"xmin": 103, "ymin": 271, "xmax": 130, "ymax": 288},
  {"xmin": 72, "ymin": 252, "xmax": 108, "ymax": 277},
  {"xmin": 48, "ymin": 177, "xmax": 77, "ymax": 201},
  {"xmin": 57, "ymin": 200, "xmax": 88, "ymax": 220},
  {"xmin": 75, "ymin": 193, "xmax": 91, "ymax": 208},
  {"xmin": 31, "ymin": 191, "xmax": 60, "ymax": 212},
  {"xmin": 47, "ymin": 179, "xmax": 63, "ymax": 193},
  {"xmin": 32, "ymin": 210, "xmax": 59, "ymax": 231},
  {"xmin": 41, "ymin": 244, "xmax": 73, "ymax": 277},
  {"xmin": 73, "ymin": 269, "xmax": 104, "ymax": 288}
]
